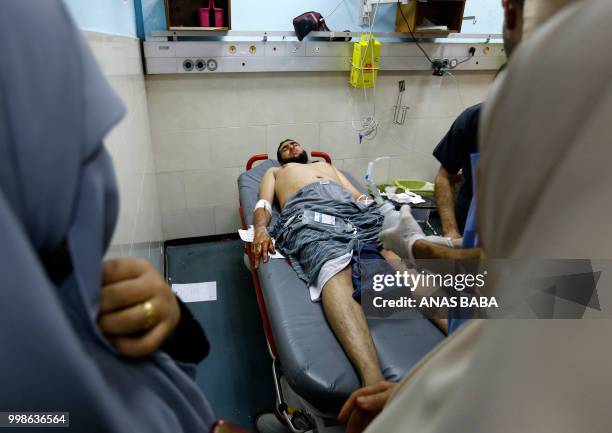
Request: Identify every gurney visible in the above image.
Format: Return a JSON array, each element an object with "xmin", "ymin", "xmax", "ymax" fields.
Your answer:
[{"xmin": 238, "ymin": 152, "xmax": 445, "ymax": 432}]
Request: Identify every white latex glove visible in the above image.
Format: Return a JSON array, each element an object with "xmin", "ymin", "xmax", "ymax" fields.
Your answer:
[
  {"xmin": 380, "ymin": 206, "xmax": 455, "ymax": 265},
  {"xmin": 379, "ymin": 202, "xmax": 400, "ymax": 232},
  {"xmin": 380, "ymin": 205, "xmax": 425, "ymax": 264},
  {"xmin": 423, "ymin": 235, "xmax": 454, "ymax": 248}
]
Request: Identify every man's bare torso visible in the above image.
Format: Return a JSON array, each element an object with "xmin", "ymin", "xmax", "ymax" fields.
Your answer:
[{"xmin": 273, "ymin": 162, "xmax": 344, "ymax": 209}]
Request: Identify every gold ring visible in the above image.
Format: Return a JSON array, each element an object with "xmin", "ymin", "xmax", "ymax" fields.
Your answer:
[{"xmin": 142, "ymin": 301, "xmax": 156, "ymax": 330}]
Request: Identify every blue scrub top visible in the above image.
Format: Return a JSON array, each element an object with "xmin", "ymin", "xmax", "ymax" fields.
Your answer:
[
  {"xmin": 448, "ymin": 153, "xmax": 480, "ymax": 335},
  {"xmin": 432, "ymin": 104, "xmax": 481, "ymax": 233}
]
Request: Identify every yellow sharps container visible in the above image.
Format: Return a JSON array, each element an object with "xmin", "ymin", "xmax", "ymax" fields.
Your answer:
[{"xmin": 349, "ymin": 35, "xmax": 381, "ymax": 89}]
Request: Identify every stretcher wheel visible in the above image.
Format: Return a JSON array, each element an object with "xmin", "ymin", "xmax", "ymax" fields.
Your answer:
[
  {"xmin": 290, "ymin": 411, "xmax": 314, "ymax": 431},
  {"xmin": 253, "ymin": 410, "xmax": 290, "ymax": 433}
]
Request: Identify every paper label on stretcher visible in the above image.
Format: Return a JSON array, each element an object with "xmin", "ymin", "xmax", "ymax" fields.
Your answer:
[
  {"xmin": 238, "ymin": 226, "xmax": 254, "ymax": 242},
  {"xmin": 172, "ymin": 282, "xmax": 217, "ymax": 303},
  {"xmin": 269, "ymin": 239, "xmax": 284, "ymax": 259},
  {"xmin": 314, "ymin": 212, "xmax": 336, "ymax": 226}
]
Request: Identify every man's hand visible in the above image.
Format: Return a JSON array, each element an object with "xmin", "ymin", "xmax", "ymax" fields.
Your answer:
[
  {"xmin": 252, "ymin": 227, "xmax": 275, "ymax": 269},
  {"xmin": 338, "ymin": 381, "xmax": 397, "ymax": 433},
  {"xmin": 98, "ymin": 258, "xmax": 181, "ymax": 357}
]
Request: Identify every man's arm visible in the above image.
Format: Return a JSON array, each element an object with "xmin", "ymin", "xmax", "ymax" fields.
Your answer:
[
  {"xmin": 413, "ymin": 240, "xmax": 481, "ymax": 260},
  {"xmin": 333, "ymin": 166, "xmax": 364, "ymax": 200},
  {"xmin": 252, "ymin": 168, "xmax": 276, "ymax": 269},
  {"xmin": 434, "ymin": 166, "xmax": 461, "ymax": 239}
]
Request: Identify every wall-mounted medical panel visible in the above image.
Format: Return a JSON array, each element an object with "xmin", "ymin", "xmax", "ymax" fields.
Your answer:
[
  {"xmin": 176, "ymin": 57, "xmax": 223, "ymax": 73},
  {"xmin": 382, "ymin": 55, "xmax": 503, "ymax": 71},
  {"xmin": 144, "ymin": 40, "xmax": 504, "ymax": 75},
  {"xmin": 222, "ymin": 42, "xmax": 265, "ymax": 57},
  {"xmin": 144, "ymin": 42, "xmax": 176, "ymax": 58},
  {"xmin": 223, "ymin": 57, "xmax": 266, "ymax": 72},
  {"xmin": 451, "ymin": 55, "xmax": 505, "ymax": 70},
  {"xmin": 492, "ymin": 45, "xmax": 507, "ymax": 57},
  {"xmin": 146, "ymin": 57, "xmax": 179, "ymax": 73},
  {"xmin": 286, "ymin": 42, "xmax": 306, "ymax": 57},
  {"xmin": 265, "ymin": 43, "xmax": 286, "ymax": 57},
  {"xmin": 175, "ymin": 41, "xmax": 222, "ymax": 57},
  {"xmin": 305, "ymin": 42, "xmax": 353, "ymax": 58},
  {"xmin": 382, "ymin": 57, "xmax": 443, "ymax": 71},
  {"xmin": 381, "ymin": 42, "xmax": 444, "ymax": 59},
  {"xmin": 261, "ymin": 57, "xmax": 351, "ymax": 72},
  {"xmin": 302, "ymin": 57, "xmax": 352, "ymax": 72}
]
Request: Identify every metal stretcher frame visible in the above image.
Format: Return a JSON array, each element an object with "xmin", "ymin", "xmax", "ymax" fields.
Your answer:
[{"xmin": 238, "ymin": 151, "xmax": 334, "ymax": 432}]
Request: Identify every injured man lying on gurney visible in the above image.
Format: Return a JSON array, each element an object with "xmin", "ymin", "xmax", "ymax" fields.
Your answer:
[{"xmin": 252, "ymin": 139, "xmax": 438, "ymax": 387}]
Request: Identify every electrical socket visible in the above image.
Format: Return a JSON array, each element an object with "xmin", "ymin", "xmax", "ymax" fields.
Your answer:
[
  {"xmin": 433, "ymin": 58, "xmax": 450, "ymax": 68},
  {"xmin": 432, "ymin": 58, "xmax": 449, "ymax": 75}
]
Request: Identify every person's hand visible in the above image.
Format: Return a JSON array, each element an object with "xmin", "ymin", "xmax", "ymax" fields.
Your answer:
[
  {"xmin": 444, "ymin": 229, "xmax": 462, "ymax": 241},
  {"xmin": 451, "ymin": 237, "xmax": 463, "ymax": 248},
  {"xmin": 380, "ymin": 205, "xmax": 425, "ymax": 264},
  {"xmin": 252, "ymin": 227, "xmax": 275, "ymax": 269},
  {"xmin": 423, "ymin": 235, "xmax": 455, "ymax": 248},
  {"xmin": 338, "ymin": 381, "xmax": 397, "ymax": 433},
  {"xmin": 98, "ymin": 258, "xmax": 181, "ymax": 357}
]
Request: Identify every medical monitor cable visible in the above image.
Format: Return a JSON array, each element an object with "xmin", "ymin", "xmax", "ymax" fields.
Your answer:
[
  {"xmin": 397, "ymin": 1, "xmax": 476, "ymax": 75},
  {"xmin": 396, "ymin": 0, "xmax": 472, "ymax": 107},
  {"xmin": 443, "ymin": 70, "xmax": 466, "ymax": 110},
  {"xmin": 324, "ymin": 0, "xmax": 346, "ymax": 21},
  {"xmin": 397, "ymin": 0, "xmax": 434, "ymax": 66},
  {"xmin": 453, "ymin": 47, "xmax": 476, "ymax": 68}
]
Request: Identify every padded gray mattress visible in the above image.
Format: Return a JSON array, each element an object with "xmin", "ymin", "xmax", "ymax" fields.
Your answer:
[{"xmin": 238, "ymin": 159, "xmax": 445, "ymax": 413}]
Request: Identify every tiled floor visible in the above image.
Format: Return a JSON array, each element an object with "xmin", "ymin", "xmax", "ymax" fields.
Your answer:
[{"xmin": 166, "ymin": 239, "xmax": 274, "ymax": 429}]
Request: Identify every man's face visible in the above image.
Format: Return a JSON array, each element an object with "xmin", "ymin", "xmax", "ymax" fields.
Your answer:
[
  {"xmin": 278, "ymin": 140, "xmax": 308, "ymax": 165},
  {"xmin": 502, "ymin": 0, "xmax": 524, "ymax": 58}
]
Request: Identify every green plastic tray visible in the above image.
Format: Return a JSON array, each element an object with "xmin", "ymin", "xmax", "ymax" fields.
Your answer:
[
  {"xmin": 376, "ymin": 183, "xmax": 405, "ymax": 194},
  {"xmin": 394, "ymin": 179, "xmax": 434, "ymax": 196}
]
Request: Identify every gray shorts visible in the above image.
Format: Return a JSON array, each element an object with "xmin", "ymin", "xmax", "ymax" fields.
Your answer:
[{"xmin": 271, "ymin": 181, "xmax": 383, "ymax": 287}]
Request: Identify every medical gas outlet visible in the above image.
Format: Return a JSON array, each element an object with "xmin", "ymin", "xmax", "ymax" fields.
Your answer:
[{"xmin": 182, "ymin": 58, "xmax": 218, "ymax": 72}]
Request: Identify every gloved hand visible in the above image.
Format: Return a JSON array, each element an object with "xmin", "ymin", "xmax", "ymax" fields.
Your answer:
[
  {"xmin": 424, "ymin": 235, "xmax": 454, "ymax": 248},
  {"xmin": 380, "ymin": 206, "xmax": 456, "ymax": 265},
  {"xmin": 379, "ymin": 201, "xmax": 400, "ymax": 232},
  {"xmin": 380, "ymin": 205, "xmax": 425, "ymax": 264}
]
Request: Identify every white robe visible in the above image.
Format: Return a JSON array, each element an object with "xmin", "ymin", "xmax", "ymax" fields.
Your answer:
[
  {"xmin": 364, "ymin": 2, "xmax": 612, "ymax": 432},
  {"xmin": 479, "ymin": 0, "xmax": 612, "ymax": 260}
]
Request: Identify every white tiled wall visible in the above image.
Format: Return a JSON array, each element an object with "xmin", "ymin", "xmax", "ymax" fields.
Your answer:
[
  {"xmin": 84, "ymin": 32, "xmax": 164, "ymax": 271},
  {"xmin": 146, "ymin": 70, "xmax": 495, "ymax": 240}
]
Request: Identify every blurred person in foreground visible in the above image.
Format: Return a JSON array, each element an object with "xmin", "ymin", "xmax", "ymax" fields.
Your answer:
[
  {"xmin": 0, "ymin": 1, "xmax": 226, "ymax": 432},
  {"xmin": 341, "ymin": 1, "xmax": 612, "ymax": 432}
]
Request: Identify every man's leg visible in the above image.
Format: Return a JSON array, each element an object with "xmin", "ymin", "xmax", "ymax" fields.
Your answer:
[
  {"xmin": 321, "ymin": 267, "xmax": 384, "ymax": 387},
  {"xmin": 380, "ymin": 249, "xmax": 449, "ymax": 334}
]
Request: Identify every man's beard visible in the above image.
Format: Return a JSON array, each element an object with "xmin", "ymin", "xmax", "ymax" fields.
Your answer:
[{"xmin": 281, "ymin": 150, "xmax": 308, "ymax": 165}]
